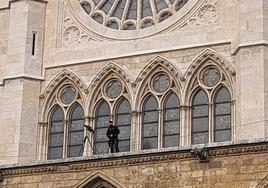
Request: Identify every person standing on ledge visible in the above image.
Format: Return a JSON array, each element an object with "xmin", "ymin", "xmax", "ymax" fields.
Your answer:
[{"xmin": 106, "ymin": 120, "xmax": 120, "ymax": 153}]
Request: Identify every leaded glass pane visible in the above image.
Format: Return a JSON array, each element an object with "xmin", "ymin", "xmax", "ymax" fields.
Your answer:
[
  {"xmin": 215, "ymin": 88, "xmax": 231, "ymax": 103},
  {"xmin": 95, "ymin": 101, "xmax": 110, "ymax": 154},
  {"xmin": 68, "ymin": 145, "xmax": 83, "ymax": 158},
  {"xmin": 118, "ymin": 126, "xmax": 131, "ymax": 140},
  {"xmin": 115, "ymin": 99, "xmax": 131, "ymax": 152},
  {"xmin": 71, "ymin": 105, "xmax": 84, "ymax": 120},
  {"xmin": 112, "ymin": 0, "xmax": 126, "ymax": 19},
  {"xmin": 155, "ymin": 0, "xmax": 168, "ymax": 12},
  {"xmin": 165, "ymin": 109, "xmax": 180, "ymax": 120},
  {"xmin": 215, "ymin": 130, "xmax": 231, "ymax": 142},
  {"xmin": 164, "ymin": 135, "xmax": 179, "ymax": 147},
  {"xmin": 202, "ymin": 68, "xmax": 221, "ymax": 87},
  {"xmin": 175, "ymin": 0, "xmax": 188, "ymax": 11},
  {"xmin": 118, "ymin": 140, "xmax": 130, "ymax": 152},
  {"xmin": 100, "ymin": 0, "xmax": 115, "ymax": 14},
  {"xmin": 144, "ymin": 96, "xmax": 158, "ymax": 110},
  {"xmin": 159, "ymin": 12, "xmax": 171, "ymax": 22},
  {"xmin": 116, "ymin": 114, "xmax": 131, "ymax": 125},
  {"xmin": 192, "ymin": 118, "xmax": 209, "ymax": 132},
  {"xmin": 97, "ymin": 101, "xmax": 110, "ymax": 116},
  {"xmin": 192, "ymin": 132, "xmax": 208, "ymax": 145},
  {"xmin": 153, "ymin": 74, "xmax": 170, "ymax": 93},
  {"xmin": 215, "ymin": 103, "xmax": 231, "ymax": 115},
  {"xmin": 106, "ymin": 80, "xmax": 122, "ymax": 99},
  {"xmin": 193, "ymin": 105, "xmax": 209, "ymax": 117},
  {"xmin": 192, "ymin": 90, "xmax": 209, "ymax": 145},
  {"xmin": 51, "ymin": 107, "xmax": 64, "ymax": 122},
  {"xmin": 48, "ymin": 147, "xmax": 63, "ymax": 160},
  {"xmin": 95, "ymin": 143, "xmax": 109, "ymax": 154},
  {"xmin": 96, "ymin": 117, "xmax": 110, "ymax": 127},
  {"xmin": 215, "ymin": 116, "xmax": 231, "ymax": 130},
  {"xmin": 193, "ymin": 90, "xmax": 208, "ymax": 105},
  {"xmin": 81, "ymin": 2, "xmax": 91, "ymax": 14},
  {"xmin": 126, "ymin": 0, "xmax": 137, "ymax": 20},
  {"xmin": 69, "ymin": 132, "xmax": 84, "ymax": 145},
  {"xmin": 143, "ymin": 137, "xmax": 158, "ymax": 149},
  {"xmin": 95, "ymin": 128, "xmax": 109, "ymax": 142},
  {"xmin": 60, "ymin": 86, "xmax": 76, "ymax": 105},
  {"xmin": 48, "ymin": 106, "xmax": 64, "ymax": 160},
  {"xmin": 143, "ymin": 123, "xmax": 158, "ymax": 137},
  {"xmin": 50, "ymin": 133, "xmax": 64, "ymax": 147},
  {"xmin": 142, "ymin": 0, "xmax": 152, "ymax": 18},
  {"xmin": 164, "ymin": 121, "xmax": 180, "ymax": 135},
  {"xmin": 165, "ymin": 93, "xmax": 180, "ymax": 108},
  {"xmin": 70, "ymin": 120, "xmax": 84, "ymax": 131},
  {"xmin": 143, "ymin": 111, "xmax": 158, "ymax": 123},
  {"xmin": 51, "ymin": 121, "xmax": 64, "ymax": 133}
]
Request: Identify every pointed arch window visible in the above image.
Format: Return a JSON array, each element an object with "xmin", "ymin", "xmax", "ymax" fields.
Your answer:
[
  {"xmin": 190, "ymin": 65, "xmax": 233, "ymax": 145},
  {"xmin": 68, "ymin": 104, "xmax": 84, "ymax": 157},
  {"xmin": 163, "ymin": 93, "xmax": 180, "ymax": 147},
  {"xmin": 191, "ymin": 90, "xmax": 209, "ymax": 145},
  {"xmin": 142, "ymin": 95, "xmax": 159, "ymax": 150},
  {"xmin": 48, "ymin": 106, "xmax": 64, "ymax": 159},
  {"xmin": 214, "ymin": 87, "xmax": 231, "ymax": 142},
  {"xmin": 115, "ymin": 99, "xmax": 131, "ymax": 152},
  {"xmin": 94, "ymin": 101, "xmax": 111, "ymax": 155},
  {"xmin": 47, "ymin": 85, "xmax": 85, "ymax": 160},
  {"xmin": 93, "ymin": 77, "xmax": 132, "ymax": 155}
]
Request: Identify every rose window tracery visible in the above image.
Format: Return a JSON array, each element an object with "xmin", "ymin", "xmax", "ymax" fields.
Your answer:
[{"xmin": 79, "ymin": 0, "xmax": 189, "ymax": 30}]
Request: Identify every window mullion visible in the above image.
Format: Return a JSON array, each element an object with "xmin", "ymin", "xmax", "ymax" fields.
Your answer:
[
  {"xmin": 63, "ymin": 119, "xmax": 68, "ymax": 158},
  {"xmin": 158, "ymin": 108, "xmax": 163, "ymax": 148},
  {"xmin": 209, "ymin": 102, "xmax": 213, "ymax": 143}
]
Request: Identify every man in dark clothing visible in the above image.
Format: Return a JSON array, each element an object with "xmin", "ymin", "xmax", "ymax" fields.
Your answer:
[{"xmin": 106, "ymin": 120, "xmax": 120, "ymax": 153}]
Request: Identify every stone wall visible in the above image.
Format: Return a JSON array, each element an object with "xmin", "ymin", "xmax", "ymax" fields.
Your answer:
[{"xmin": 0, "ymin": 141, "xmax": 268, "ymax": 188}]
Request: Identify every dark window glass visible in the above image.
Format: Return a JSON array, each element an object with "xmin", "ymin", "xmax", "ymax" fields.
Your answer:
[
  {"xmin": 214, "ymin": 88, "xmax": 231, "ymax": 142},
  {"xmin": 48, "ymin": 106, "xmax": 64, "ymax": 160},
  {"xmin": 155, "ymin": 0, "xmax": 168, "ymax": 12},
  {"xmin": 94, "ymin": 101, "xmax": 110, "ymax": 154},
  {"xmin": 126, "ymin": 0, "xmax": 137, "ymax": 20},
  {"xmin": 153, "ymin": 74, "xmax": 170, "ymax": 93},
  {"xmin": 68, "ymin": 104, "xmax": 84, "ymax": 158},
  {"xmin": 60, "ymin": 86, "xmax": 76, "ymax": 105},
  {"xmin": 115, "ymin": 99, "xmax": 131, "ymax": 152},
  {"xmin": 100, "ymin": 0, "xmax": 115, "ymax": 14},
  {"xmin": 141, "ymin": 0, "xmax": 153, "ymax": 18},
  {"xmin": 142, "ymin": 96, "xmax": 158, "ymax": 150},
  {"xmin": 81, "ymin": 2, "xmax": 92, "ymax": 14},
  {"xmin": 163, "ymin": 93, "xmax": 180, "ymax": 147},
  {"xmin": 192, "ymin": 90, "xmax": 209, "ymax": 145},
  {"xmin": 202, "ymin": 68, "xmax": 221, "ymax": 87},
  {"xmin": 112, "ymin": 0, "xmax": 126, "ymax": 19}
]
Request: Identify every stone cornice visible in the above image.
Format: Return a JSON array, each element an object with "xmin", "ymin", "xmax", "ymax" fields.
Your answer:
[
  {"xmin": 0, "ymin": 0, "xmax": 47, "ymax": 10},
  {"xmin": 1, "ymin": 139, "xmax": 268, "ymax": 177}
]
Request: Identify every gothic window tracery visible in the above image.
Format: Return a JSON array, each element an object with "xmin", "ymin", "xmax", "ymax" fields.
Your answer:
[
  {"xmin": 190, "ymin": 64, "xmax": 232, "ymax": 145},
  {"xmin": 47, "ymin": 84, "xmax": 85, "ymax": 159},
  {"xmin": 78, "ymin": 0, "xmax": 189, "ymax": 30},
  {"xmin": 141, "ymin": 71, "xmax": 181, "ymax": 150},
  {"xmin": 93, "ymin": 78, "xmax": 131, "ymax": 154}
]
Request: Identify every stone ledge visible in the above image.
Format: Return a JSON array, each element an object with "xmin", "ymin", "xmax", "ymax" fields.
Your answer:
[{"xmin": 1, "ymin": 138, "xmax": 268, "ymax": 176}]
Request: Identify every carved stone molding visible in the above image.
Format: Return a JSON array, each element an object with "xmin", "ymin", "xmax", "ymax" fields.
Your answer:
[
  {"xmin": 187, "ymin": 0, "xmax": 218, "ymax": 28},
  {"xmin": 256, "ymin": 175, "xmax": 268, "ymax": 188},
  {"xmin": 1, "ymin": 143, "xmax": 268, "ymax": 177},
  {"xmin": 183, "ymin": 48, "xmax": 235, "ymax": 80},
  {"xmin": 62, "ymin": 17, "xmax": 97, "ymax": 48}
]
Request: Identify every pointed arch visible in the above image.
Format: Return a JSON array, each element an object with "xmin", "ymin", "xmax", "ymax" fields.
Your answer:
[
  {"xmin": 87, "ymin": 62, "xmax": 134, "ymax": 116},
  {"xmin": 184, "ymin": 49, "xmax": 235, "ymax": 105},
  {"xmin": 76, "ymin": 171, "xmax": 124, "ymax": 188},
  {"xmin": 40, "ymin": 69, "xmax": 87, "ymax": 123},
  {"xmin": 135, "ymin": 56, "xmax": 183, "ymax": 110},
  {"xmin": 183, "ymin": 48, "xmax": 236, "ymax": 80}
]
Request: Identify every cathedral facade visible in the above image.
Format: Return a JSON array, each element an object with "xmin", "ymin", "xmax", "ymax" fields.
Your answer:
[{"xmin": 0, "ymin": 0, "xmax": 268, "ymax": 187}]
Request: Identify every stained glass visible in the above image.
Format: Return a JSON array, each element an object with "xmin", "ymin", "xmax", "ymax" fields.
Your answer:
[
  {"xmin": 153, "ymin": 74, "xmax": 170, "ymax": 93},
  {"xmin": 106, "ymin": 80, "xmax": 122, "ymax": 99},
  {"xmin": 163, "ymin": 93, "xmax": 180, "ymax": 147},
  {"xmin": 142, "ymin": 96, "xmax": 158, "ymax": 149},
  {"xmin": 202, "ymin": 68, "xmax": 221, "ymax": 87},
  {"xmin": 60, "ymin": 86, "xmax": 76, "ymax": 105},
  {"xmin": 214, "ymin": 88, "xmax": 231, "ymax": 142},
  {"xmin": 192, "ymin": 90, "xmax": 209, "ymax": 145}
]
